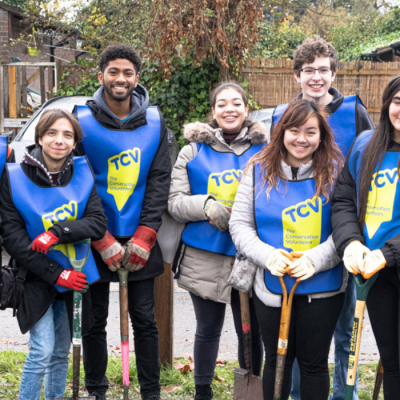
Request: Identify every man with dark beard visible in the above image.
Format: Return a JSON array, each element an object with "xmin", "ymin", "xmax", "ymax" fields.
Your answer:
[{"xmin": 74, "ymin": 44, "xmax": 171, "ymax": 400}]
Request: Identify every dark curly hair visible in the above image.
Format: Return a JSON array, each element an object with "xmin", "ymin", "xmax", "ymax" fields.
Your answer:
[
  {"xmin": 293, "ymin": 36, "xmax": 338, "ymax": 75},
  {"xmin": 99, "ymin": 44, "xmax": 142, "ymax": 74}
]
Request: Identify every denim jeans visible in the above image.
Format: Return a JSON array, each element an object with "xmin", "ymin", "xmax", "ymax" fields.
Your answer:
[
  {"xmin": 19, "ymin": 299, "xmax": 71, "ymax": 400},
  {"xmin": 290, "ymin": 275, "xmax": 358, "ymax": 400}
]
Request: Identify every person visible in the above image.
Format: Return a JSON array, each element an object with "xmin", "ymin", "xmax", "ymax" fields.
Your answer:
[
  {"xmin": 168, "ymin": 82, "xmax": 266, "ymax": 400},
  {"xmin": 74, "ymin": 43, "xmax": 171, "ymax": 400},
  {"xmin": 271, "ymin": 36, "xmax": 374, "ymax": 400},
  {"xmin": 230, "ymin": 99, "xmax": 346, "ymax": 400},
  {"xmin": 0, "ymin": 109, "xmax": 107, "ymax": 400},
  {"xmin": 331, "ymin": 74, "xmax": 400, "ymax": 399},
  {"xmin": 0, "ymin": 136, "xmax": 15, "ymax": 264}
]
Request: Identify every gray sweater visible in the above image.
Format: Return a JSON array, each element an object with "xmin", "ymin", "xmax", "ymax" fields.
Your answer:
[{"xmin": 229, "ymin": 160, "xmax": 347, "ymax": 307}]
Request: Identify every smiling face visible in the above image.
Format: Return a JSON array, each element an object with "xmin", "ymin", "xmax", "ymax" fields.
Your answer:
[
  {"xmin": 389, "ymin": 89, "xmax": 400, "ymax": 142},
  {"xmin": 294, "ymin": 56, "xmax": 336, "ymax": 106},
  {"xmin": 283, "ymin": 116, "xmax": 321, "ymax": 167},
  {"xmin": 39, "ymin": 118, "xmax": 76, "ymax": 171},
  {"xmin": 211, "ymin": 88, "xmax": 249, "ymax": 134},
  {"xmin": 98, "ymin": 58, "xmax": 139, "ymax": 102}
]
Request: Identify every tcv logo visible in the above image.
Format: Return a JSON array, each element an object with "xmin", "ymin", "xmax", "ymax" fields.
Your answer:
[
  {"xmin": 207, "ymin": 169, "xmax": 242, "ymax": 207},
  {"xmin": 107, "ymin": 148, "xmax": 141, "ymax": 211},
  {"xmin": 282, "ymin": 197, "xmax": 323, "ymax": 251},
  {"xmin": 365, "ymin": 167, "xmax": 398, "ymax": 239},
  {"xmin": 42, "ymin": 200, "xmax": 78, "ymax": 258}
]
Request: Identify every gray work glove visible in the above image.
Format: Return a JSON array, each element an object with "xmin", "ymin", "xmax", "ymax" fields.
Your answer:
[{"xmin": 204, "ymin": 198, "xmax": 231, "ymax": 232}]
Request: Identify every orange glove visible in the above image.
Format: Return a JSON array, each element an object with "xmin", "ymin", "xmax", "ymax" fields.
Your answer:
[
  {"xmin": 122, "ymin": 226, "xmax": 157, "ymax": 272},
  {"xmin": 92, "ymin": 231, "xmax": 125, "ymax": 271}
]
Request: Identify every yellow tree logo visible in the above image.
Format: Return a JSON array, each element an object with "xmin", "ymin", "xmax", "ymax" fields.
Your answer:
[
  {"xmin": 207, "ymin": 169, "xmax": 242, "ymax": 208},
  {"xmin": 42, "ymin": 200, "xmax": 78, "ymax": 258},
  {"xmin": 282, "ymin": 197, "xmax": 323, "ymax": 251},
  {"xmin": 107, "ymin": 148, "xmax": 141, "ymax": 211},
  {"xmin": 365, "ymin": 168, "xmax": 398, "ymax": 239}
]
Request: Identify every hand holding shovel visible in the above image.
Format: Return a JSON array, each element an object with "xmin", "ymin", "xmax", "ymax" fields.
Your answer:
[
  {"xmin": 55, "ymin": 239, "xmax": 95, "ymax": 400},
  {"xmin": 273, "ymin": 252, "xmax": 300, "ymax": 400}
]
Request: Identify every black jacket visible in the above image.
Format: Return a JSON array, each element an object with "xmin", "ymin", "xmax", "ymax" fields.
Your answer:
[
  {"xmin": 74, "ymin": 85, "xmax": 171, "ymax": 282},
  {"xmin": 331, "ymin": 140, "xmax": 400, "ymax": 268},
  {"xmin": 0, "ymin": 146, "xmax": 107, "ymax": 333}
]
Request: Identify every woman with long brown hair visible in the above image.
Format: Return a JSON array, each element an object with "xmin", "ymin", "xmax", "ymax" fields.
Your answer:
[
  {"xmin": 230, "ymin": 99, "xmax": 346, "ymax": 400},
  {"xmin": 331, "ymin": 75, "xmax": 400, "ymax": 399}
]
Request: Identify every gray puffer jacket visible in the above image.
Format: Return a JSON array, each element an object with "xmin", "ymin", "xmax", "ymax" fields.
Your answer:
[
  {"xmin": 229, "ymin": 160, "xmax": 348, "ymax": 308},
  {"xmin": 168, "ymin": 121, "xmax": 267, "ymax": 303}
]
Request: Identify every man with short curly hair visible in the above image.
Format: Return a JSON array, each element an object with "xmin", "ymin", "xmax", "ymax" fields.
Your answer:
[
  {"xmin": 272, "ymin": 37, "xmax": 374, "ymax": 400},
  {"xmin": 74, "ymin": 43, "xmax": 171, "ymax": 400}
]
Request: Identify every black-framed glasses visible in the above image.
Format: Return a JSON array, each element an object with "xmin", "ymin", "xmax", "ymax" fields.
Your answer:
[{"xmin": 298, "ymin": 67, "xmax": 332, "ymax": 75}]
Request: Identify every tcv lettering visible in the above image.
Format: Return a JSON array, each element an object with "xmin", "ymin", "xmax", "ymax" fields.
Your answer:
[
  {"xmin": 284, "ymin": 198, "xmax": 320, "ymax": 223},
  {"xmin": 209, "ymin": 169, "xmax": 242, "ymax": 187},
  {"xmin": 109, "ymin": 148, "xmax": 140, "ymax": 171},
  {"xmin": 370, "ymin": 169, "xmax": 398, "ymax": 189},
  {"xmin": 42, "ymin": 200, "xmax": 78, "ymax": 225}
]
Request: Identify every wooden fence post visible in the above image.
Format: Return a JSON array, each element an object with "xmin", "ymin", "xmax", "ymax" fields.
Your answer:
[
  {"xmin": 21, "ymin": 66, "xmax": 27, "ymax": 118},
  {"xmin": 39, "ymin": 66, "xmax": 45, "ymax": 105},
  {"xmin": 8, "ymin": 66, "xmax": 16, "ymax": 118},
  {"xmin": 154, "ymin": 263, "xmax": 174, "ymax": 366}
]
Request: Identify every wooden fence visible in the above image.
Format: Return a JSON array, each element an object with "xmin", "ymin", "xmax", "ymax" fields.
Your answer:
[
  {"xmin": 1, "ymin": 62, "xmax": 56, "ymax": 135},
  {"xmin": 242, "ymin": 58, "xmax": 400, "ymax": 124}
]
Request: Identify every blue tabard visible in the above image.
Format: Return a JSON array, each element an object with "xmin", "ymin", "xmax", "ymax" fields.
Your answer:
[
  {"xmin": 7, "ymin": 156, "xmax": 100, "ymax": 292},
  {"xmin": 182, "ymin": 142, "xmax": 264, "ymax": 256},
  {"xmin": 273, "ymin": 95, "xmax": 359, "ymax": 156},
  {"xmin": 348, "ymin": 130, "xmax": 400, "ymax": 250},
  {"xmin": 254, "ymin": 165, "xmax": 343, "ymax": 295},
  {"xmin": 0, "ymin": 136, "xmax": 7, "ymax": 176},
  {"xmin": 76, "ymin": 105, "xmax": 161, "ymax": 237}
]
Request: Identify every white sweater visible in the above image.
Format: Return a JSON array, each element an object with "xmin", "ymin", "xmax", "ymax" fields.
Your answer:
[{"xmin": 229, "ymin": 160, "xmax": 347, "ymax": 307}]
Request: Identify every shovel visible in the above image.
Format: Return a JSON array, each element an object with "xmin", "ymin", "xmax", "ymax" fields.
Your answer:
[
  {"xmin": 344, "ymin": 272, "xmax": 379, "ymax": 400},
  {"xmin": 117, "ymin": 267, "xmax": 130, "ymax": 399},
  {"xmin": 56, "ymin": 239, "xmax": 95, "ymax": 400},
  {"xmin": 233, "ymin": 291, "xmax": 263, "ymax": 400},
  {"xmin": 372, "ymin": 359, "xmax": 383, "ymax": 400},
  {"xmin": 271, "ymin": 251, "xmax": 301, "ymax": 400},
  {"xmin": 273, "ymin": 275, "xmax": 299, "ymax": 400}
]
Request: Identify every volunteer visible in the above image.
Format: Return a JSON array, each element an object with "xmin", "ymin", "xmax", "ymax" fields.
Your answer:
[
  {"xmin": 230, "ymin": 99, "xmax": 345, "ymax": 400},
  {"xmin": 0, "ymin": 109, "xmax": 107, "ymax": 400},
  {"xmin": 0, "ymin": 136, "xmax": 15, "ymax": 265},
  {"xmin": 168, "ymin": 82, "xmax": 266, "ymax": 400},
  {"xmin": 331, "ymin": 74, "xmax": 400, "ymax": 399},
  {"xmin": 74, "ymin": 43, "xmax": 171, "ymax": 400},
  {"xmin": 272, "ymin": 37, "xmax": 374, "ymax": 400}
]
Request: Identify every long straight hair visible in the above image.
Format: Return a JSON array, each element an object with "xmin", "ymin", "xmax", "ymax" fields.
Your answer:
[
  {"xmin": 246, "ymin": 99, "xmax": 343, "ymax": 202},
  {"xmin": 358, "ymin": 74, "xmax": 400, "ymax": 232}
]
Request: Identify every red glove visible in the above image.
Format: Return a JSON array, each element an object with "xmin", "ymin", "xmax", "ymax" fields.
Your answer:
[
  {"xmin": 31, "ymin": 231, "xmax": 59, "ymax": 254},
  {"xmin": 122, "ymin": 226, "xmax": 157, "ymax": 272},
  {"xmin": 56, "ymin": 269, "xmax": 88, "ymax": 292},
  {"xmin": 92, "ymin": 230, "xmax": 125, "ymax": 271}
]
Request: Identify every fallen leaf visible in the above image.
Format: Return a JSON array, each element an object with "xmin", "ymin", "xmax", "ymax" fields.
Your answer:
[
  {"xmin": 215, "ymin": 374, "xmax": 225, "ymax": 382},
  {"xmin": 0, "ymin": 338, "xmax": 18, "ymax": 344},
  {"xmin": 174, "ymin": 362, "xmax": 191, "ymax": 373},
  {"xmin": 162, "ymin": 385, "xmax": 181, "ymax": 392},
  {"xmin": 179, "ymin": 297, "xmax": 186, "ymax": 300},
  {"xmin": 134, "ymin": 387, "xmax": 140, "ymax": 393},
  {"xmin": 188, "ymin": 356, "xmax": 194, "ymax": 371}
]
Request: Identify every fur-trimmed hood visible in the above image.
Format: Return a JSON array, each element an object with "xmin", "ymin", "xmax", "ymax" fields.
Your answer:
[{"xmin": 183, "ymin": 121, "xmax": 267, "ymax": 145}]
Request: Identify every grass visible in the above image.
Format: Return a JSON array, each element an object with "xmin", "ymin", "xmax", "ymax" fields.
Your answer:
[{"xmin": 0, "ymin": 350, "xmax": 383, "ymax": 399}]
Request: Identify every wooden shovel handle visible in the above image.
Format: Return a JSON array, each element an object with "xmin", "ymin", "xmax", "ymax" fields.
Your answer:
[
  {"xmin": 274, "ymin": 277, "xmax": 299, "ymax": 400},
  {"xmin": 239, "ymin": 291, "xmax": 252, "ymax": 373}
]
